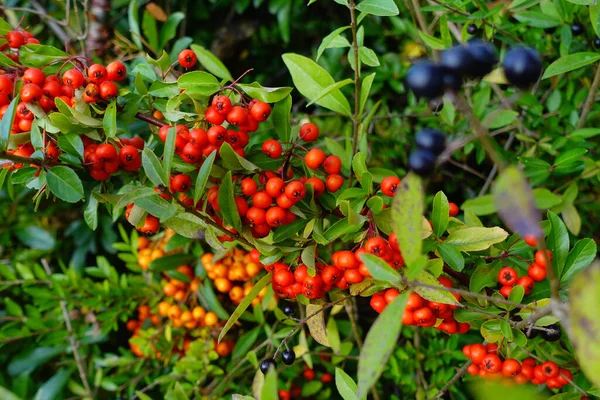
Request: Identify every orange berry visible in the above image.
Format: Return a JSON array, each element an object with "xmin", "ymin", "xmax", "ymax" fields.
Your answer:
[
  {"xmin": 192, "ymin": 306, "xmax": 206, "ymax": 321},
  {"xmin": 204, "ymin": 312, "xmax": 218, "ymax": 326},
  {"xmin": 173, "ymin": 290, "xmax": 186, "ymax": 302},
  {"xmin": 168, "ymin": 305, "xmax": 182, "ymax": 319},
  {"xmin": 158, "ymin": 301, "xmax": 171, "ymax": 316}
]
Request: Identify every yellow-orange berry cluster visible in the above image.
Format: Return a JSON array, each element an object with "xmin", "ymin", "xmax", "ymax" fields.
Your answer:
[{"xmin": 200, "ymin": 249, "xmax": 265, "ymax": 305}]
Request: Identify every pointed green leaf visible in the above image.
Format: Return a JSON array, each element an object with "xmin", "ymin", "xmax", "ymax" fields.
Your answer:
[
  {"xmin": 391, "ymin": 172, "xmax": 423, "ymax": 266},
  {"xmin": 46, "ymin": 166, "xmax": 84, "ymax": 203}
]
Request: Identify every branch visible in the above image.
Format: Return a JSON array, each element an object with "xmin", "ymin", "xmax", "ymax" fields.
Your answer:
[
  {"xmin": 349, "ymin": 1, "xmax": 362, "ymax": 186},
  {"xmin": 576, "ymin": 62, "xmax": 600, "ymax": 129},
  {"xmin": 41, "ymin": 259, "xmax": 93, "ymax": 400},
  {"xmin": 135, "ymin": 112, "xmax": 169, "ymax": 127},
  {"xmin": 0, "ymin": 152, "xmax": 45, "ymax": 167},
  {"xmin": 431, "ymin": 360, "xmax": 472, "ymax": 399}
]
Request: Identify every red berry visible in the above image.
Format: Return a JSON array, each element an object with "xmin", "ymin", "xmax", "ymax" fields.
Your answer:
[
  {"xmin": 88, "ymin": 64, "xmax": 108, "ymax": 84},
  {"xmin": 469, "ymin": 344, "xmax": 487, "ymax": 365},
  {"xmin": 63, "ymin": 69, "xmax": 85, "ymax": 89},
  {"xmin": 106, "ymin": 61, "xmax": 127, "ymax": 82},
  {"xmin": 205, "ymin": 106, "xmax": 226, "ymax": 125},
  {"xmin": 502, "ymin": 359, "xmax": 522, "ymax": 377},
  {"xmin": 499, "ymin": 285, "xmax": 513, "ymax": 298},
  {"xmin": 497, "ymin": 267, "xmax": 518, "ymax": 286},
  {"xmin": 323, "ymin": 155, "xmax": 342, "ymax": 174},
  {"xmin": 448, "ymin": 202, "xmax": 459, "ymax": 217},
  {"xmin": 262, "ymin": 139, "xmax": 282, "ymax": 158},
  {"xmin": 250, "ymin": 101, "xmax": 271, "ymax": 122},
  {"xmin": 178, "ymin": 49, "xmax": 197, "ymax": 68},
  {"xmin": 211, "ymin": 95, "xmax": 232, "ymax": 116},
  {"xmin": 83, "ymin": 83, "xmax": 99, "ymax": 103},
  {"xmin": 299, "ymin": 122, "xmax": 319, "ymax": 141},
  {"xmin": 99, "ymin": 80, "xmax": 118, "ymax": 99},
  {"xmin": 481, "ymin": 354, "xmax": 502, "ymax": 373},
  {"xmin": 23, "ymin": 68, "xmax": 45, "ymax": 86},
  {"xmin": 535, "ymin": 249, "xmax": 552, "ymax": 267},
  {"xmin": 119, "ymin": 145, "xmax": 141, "ymax": 171},
  {"xmin": 381, "ymin": 176, "xmax": 401, "ymax": 197},
  {"xmin": 527, "ymin": 263, "xmax": 547, "ymax": 282},
  {"xmin": 516, "ymin": 276, "xmax": 535, "ymax": 295},
  {"xmin": 20, "ymin": 83, "xmax": 43, "ymax": 103},
  {"xmin": 305, "ymin": 149, "xmax": 326, "ymax": 169},
  {"xmin": 171, "ymin": 174, "xmax": 192, "ymax": 193},
  {"xmin": 524, "ymin": 234, "xmax": 538, "ymax": 246},
  {"xmin": 326, "ymin": 174, "xmax": 344, "ymax": 192}
]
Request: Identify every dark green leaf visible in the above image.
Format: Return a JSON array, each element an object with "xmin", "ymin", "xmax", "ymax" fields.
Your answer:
[
  {"xmin": 33, "ymin": 369, "xmax": 72, "ymax": 400},
  {"xmin": 391, "ymin": 173, "xmax": 423, "ymax": 267},
  {"xmin": 219, "ymin": 273, "xmax": 271, "ymax": 342},
  {"xmin": 438, "ymin": 243, "xmax": 465, "ymax": 272},
  {"xmin": 355, "ymin": 0, "xmax": 399, "ymax": 16},
  {"xmin": 218, "ymin": 171, "xmax": 242, "ymax": 231},
  {"xmin": 0, "ymin": 96, "xmax": 19, "ymax": 151},
  {"xmin": 357, "ymin": 291, "xmax": 408, "ymax": 398},
  {"xmin": 193, "ymin": 150, "xmax": 216, "ymax": 205},
  {"xmin": 236, "ymin": 82, "xmax": 292, "ymax": 103},
  {"xmin": 46, "ymin": 166, "xmax": 84, "ymax": 203},
  {"xmin": 142, "ymin": 148, "xmax": 167, "ymax": 187},
  {"xmin": 562, "ymin": 239, "xmax": 596, "ymax": 284},
  {"xmin": 190, "ymin": 45, "xmax": 233, "ymax": 81},
  {"xmin": 149, "ymin": 253, "xmax": 196, "ymax": 272},
  {"xmin": 542, "ymin": 53, "xmax": 600, "ymax": 79},
  {"xmin": 432, "ymin": 191, "xmax": 449, "ymax": 237},
  {"xmin": 272, "ymin": 95, "xmax": 292, "ymax": 143},
  {"xmin": 547, "ymin": 211, "xmax": 569, "ymax": 277}
]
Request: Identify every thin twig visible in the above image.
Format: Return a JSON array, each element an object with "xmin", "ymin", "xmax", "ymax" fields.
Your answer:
[
  {"xmin": 431, "ymin": 360, "xmax": 472, "ymax": 399},
  {"xmin": 349, "ymin": 1, "xmax": 362, "ymax": 186},
  {"xmin": 41, "ymin": 259, "xmax": 93, "ymax": 400},
  {"xmin": 576, "ymin": 62, "xmax": 600, "ymax": 129}
]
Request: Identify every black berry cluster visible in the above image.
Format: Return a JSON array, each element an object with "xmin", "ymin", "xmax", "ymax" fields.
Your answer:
[
  {"xmin": 405, "ymin": 39, "xmax": 497, "ymax": 99},
  {"xmin": 408, "ymin": 129, "xmax": 446, "ymax": 176}
]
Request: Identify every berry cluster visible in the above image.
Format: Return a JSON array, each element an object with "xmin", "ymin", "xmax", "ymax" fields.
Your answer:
[
  {"xmin": 269, "ymin": 235, "xmax": 404, "ymax": 300},
  {"xmin": 83, "ymin": 137, "xmax": 142, "ymax": 181},
  {"xmin": 497, "ymin": 249, "xmax": 552, "ymax": 299},
  {"xmin": 200, "ymin": 250, "xmax": 266, "ymax": 305},
  {"xmin": 408, "ymin": 128, "xmax": 447, "ymax": 177},
  {"xmin": 406, "ymin": 39, "xmax": 542, "ymax": 99},
  {"xmin": 463, "ymin": 343, "xmax": 573, "ymax": 389},
  {"xmin": 156, "ymin": 95, "xmax": 271, "ymax": 165},
  {"xmin": 370, "ymin": 277, "xmax": 470, "ymax": 334}
]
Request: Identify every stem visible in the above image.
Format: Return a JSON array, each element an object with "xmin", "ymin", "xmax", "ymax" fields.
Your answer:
[
  {"xmin": 0, "ymin": 152, "xmax": 45, "ymax": 167},
  {"xmin": 576, "ymin": 62, "xmax": 600, "ymax": 129},
  {"xmin": 41, "ymin": 259, "xmax": 94, "ymax": 400},
  {"xmin": 349, "ymin": 1, "xmax": 362, "ymax": 186},
  {"xmin": 431, "ymin": 360, "xmax": 472, "ymax": 399},
  {"xmin": 135, "ymin": 112, "xmax": 169, "ymax": 128}
]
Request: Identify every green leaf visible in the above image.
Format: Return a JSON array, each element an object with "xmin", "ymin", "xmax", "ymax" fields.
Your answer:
[
  {"xmin": 307, "ymin": 78, "xmax": 354, "ymax": 107},
  {"xmin": 8, "ymin": 346, "xmax": 66, "ymax": 375},
  {"xmin": 532, "ymin": 188, "xmax": 562, "ymax": 209},
  {"xmin": 542, "ymin": 53, "xmax": 600, "ymax": 79},
  {"xmin": 219, "ymin": 273, "xmax": 271, "ymax": 342},
  {"xmin": 220, "ymin": 142, "xmax": 260, "ymax": 172},
  {"xmin": 142, "ymin": 10, "xmax": 158, "ymax": 50},
  {"xmin": 150, "ymin": 253, "xmax": 196, "ymax": 272},
  {"xmin": 591, "ymin": 4, "xmax": 600, "ymax": 38},
  {"xmin": 391, "ymin": 173, "xmax": 423, "ymax": 266},
  {"xmin": 282, "ymin": 53, "xmax": 352, "ymax": 116},
  {"xmin": 236, "ymin": 82, "xmax": 292, "ymax": 103},
  {"xmin": 357, "ymin": 291, "xmax": 408, "ymax": 398},
  {"xmin": 218, "ymin": 171, "xmax": 243, "ymax": 231},
  {"xmin": 272, "ymin": 95, "xmax": 292, "ymax": 143},
  {"xmin": 46, "ymin": 166, "xmax": 84, "ymax": 203},
  {"xmin": 438, "ymin": 243, "xmax": 465, "ymax": 272},
  {"xmin": 103, "ymin": 101, "xmax": 117, "ymax": 138},
  {"xmin": 135, "ymin": 392, "xmax": 154, "ymax": 400},
  {"xmin": 547, "ymin": 211, "xmax": 569, "ymax": 277},
  {"xmin": 18, "ymin": 45, "xmax": 69, "ymax": 71},
  {"xmin": 57, "ymin": 133, "xmax": 84, "ymax": 158},
  {"xmin": 33, "ymin": 369, "xmax": 72, "ymax": 400},
  {"xmin": 193, "ymin": 150, "xmax": 216, "ymax": 205},
  {"xmin": 417, "ymin": 32, "xmax": 446, "ymax": 50},
  {"xmin": 316, "ymin": 26, "xmax": 351, "ymax": 61},
  {"xmin": 414, "ymin": 270, "xmax": 459, "ymax": 305},
  {"xmin": 199, "ymin": 279, "xmax": 229, "ymax": 319},
  {"xmin": 142, "ymin": 148, "xmax": 167, "ymax": 187},
  {"xmin": 493, "ymin": 165, "xmax": 543, "ymax": 239},
  {"xmin": 562, "ymin": 204, "xmax": 581, "ymax": 236},
  {"xmin": 190, "ymin": 44, "xmax": 233, "ymax": 81},
  {"xmin": 514, "ymin": 11, "xmax": 562, "ymax": 28},
  {"xmin": 162, "ymin": 213, "xmax": 207, "ymax": 239},
  {"xmin": 482, "ymin": 110, "xmax": 518, "ymax": 129},
  {"xmin": 432, "ymin": 191, "xmax": 449, "ymax": 237},
  {"xmin": 359, "ymin": 72, "xmax": 375, "ymax": 117},
  {"xmin": 84, "ymin": 195, "xmax": 99, "ymax": 231},
  {"xmin": 335, "ymin": 368, "xmax": 361, "ymax": 400},
  {"xmin": 0, "ymin": 96, "xmax": 19, "ymax": 151},
  {"xmin": 177, "ymin": 71, "xmax": 221, "ymax": 96},
  {"xmin": 570, "ymin": 262, "xmax": 600, "ymax": 388},
  {"xmin": 445, "ymin": 227, "xmax": 508, "ymax": 252},
  {"xmin": 163, "ymin": 127, "xmax": 176, "ymax": 184},
  {"xmin": 306, "ymin": 303, "xmax": 331, "ymax": 347},
  {"xmin": 262, "ymin": 369, "xmax": 278, "ymax": 400},
  {"xmin": 355, "ymin": 0, "xmax": 399, "ymax": 16},
  {"xmin": 158, "ymin": 12, "xmax": 185, "ymax": 50},
  {"xmin": 128, "ymin": 0, "xmax": 142, "ymax": 47},
  {"xmin": 359, "ymin": 253, "xmax": 401, "ymax": 285},
  {"xmin": 358, "ymin": 47, "xmax": 379, "ymax": 66},
  {"xmin": 14, "ymin": 226, "xmax": 56, "ymax": 250},
  {"xmin": 0, "ymin": 386, "xmax": 23, "ymax": 400},
  {"xmin": 4, "ymin": 298, "xmax": 23, "ymax": 317},
  {"xmin": 461, "ymin": 195, "xmax": 497, "ymax": 216}
]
